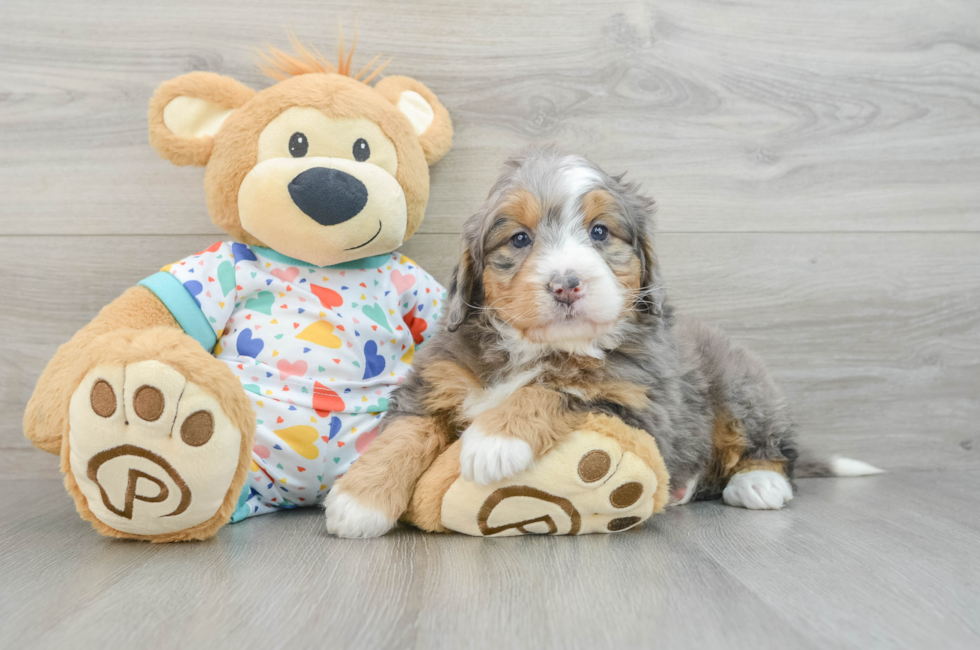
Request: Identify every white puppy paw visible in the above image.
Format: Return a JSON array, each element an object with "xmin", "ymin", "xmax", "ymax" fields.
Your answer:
[
  {"xmin": 324, "ymin": 490, "xmax": 395, "ymax": 538},
  {"xmin": 459, "ymin": 425, "xmax": 534, "ymax": 486},
  {"xmin": 723, "ymin": 470, "xmax": 793, "ymax": 510}
]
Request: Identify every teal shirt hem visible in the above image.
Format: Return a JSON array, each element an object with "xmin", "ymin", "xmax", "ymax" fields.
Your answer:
[
  {"xmin": 139, "ymin": 272, "xmax": 218, "ymax": 351},
  {"xmin": 250, "ymin": 246, "xmax": 392, "ymax": 270}
]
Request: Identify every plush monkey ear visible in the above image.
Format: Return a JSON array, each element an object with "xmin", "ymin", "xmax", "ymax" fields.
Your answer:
[
  {"xmin": 374, "ymin": 76, "xmax": 453, "ymax": 166},
  {"xmin": 148, "ymin": 72, "xmax": 255, "ymax": 167}
]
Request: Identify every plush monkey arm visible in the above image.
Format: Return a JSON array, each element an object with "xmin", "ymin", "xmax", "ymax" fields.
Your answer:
[{"xmin": 23, "ymin": 286, "xmax": 181, "ymax": 454}]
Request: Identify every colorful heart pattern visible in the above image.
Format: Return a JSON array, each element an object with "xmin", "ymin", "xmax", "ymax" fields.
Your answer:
[
  {"xmin": 160, "ymin": 242, "xmax": 445, "ymax": 519},
  {"xmin": 237, "ymin": 328, "xmax": 264, "ymax": 358},
  {"xmin": 361, "ymin": 340, "xmax": 386, "ymax": 380},
  {"xmin": 296, "ymin": 321, "xmax": 342, "ymax": 349},
  {"xmin": 313, "ymin": 381, "xmax": 345, "ymax": 416},
  {"xmin": 310, "ymin": 284, "xmax": 343, "ymax": 309},
  {"xmin": 277, "ymin": 359, "xmax": 307, "ymax": 381}
]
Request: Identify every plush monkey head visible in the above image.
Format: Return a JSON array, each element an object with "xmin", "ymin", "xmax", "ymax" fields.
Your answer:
[{"xmin": 148, "ymin": 38, "xmax": 452, "ymax": 266}]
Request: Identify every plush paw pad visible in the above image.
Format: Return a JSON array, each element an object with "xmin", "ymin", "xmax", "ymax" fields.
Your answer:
[
  {"xmin": 68, "ymin": 361, "xmax": 242, "ymax": 535},
  {"xmin": 722, "ymin": 470, "xmax": 793, "ymax": 510},
  {"xmin": 459, "ymin": 425, "xmax": 534, "ymax": 485},
  {"xmin": 324, "ymin": 489, "xmax": 395, "ymax": 538},
  {"xmin": 441, "ymin": 419, "xmax": 669, "ymax": 536}
]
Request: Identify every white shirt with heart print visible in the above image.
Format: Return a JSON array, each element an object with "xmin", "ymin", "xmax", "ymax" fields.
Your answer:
[{"xmin": 140, "ymin": 241, "xmax": 445, "ymax": 519}]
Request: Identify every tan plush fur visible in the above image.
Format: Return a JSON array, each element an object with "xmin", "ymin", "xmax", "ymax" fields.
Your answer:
[
  {"xmin": 23, "ymin": 287, "xmax": 255, "ymax": 542},
  {"xmin": 60, "ymin": 327, "xmax": 256, "ymax": 542},
  {"xmin": 24, "ymin": 286, "xmax": 180, "ymax": 455},
  {"xmin": 27, "ymin": 37, "xmax": 453, "ymax": 541},
  {"xmin": 203, "ymin": 73, "xmax": 445, "ymax": 248},
  {"xmin": 404, "ymin": 413, "xmax": 671, "ymax": 532},
  {"xmin": 374, "ymin": 76, "xmax": 453, "ymax": 166},
  {"xmin": 149, "ymin": 38, "xmax": 451, "ymax": 250},
  {"xmin": 149, "ymin": 72, "xmax": 256, "ymax": 167},
  {"xmin": 582, "ymin": 414, "xmax": 670, "ymax": 515}
]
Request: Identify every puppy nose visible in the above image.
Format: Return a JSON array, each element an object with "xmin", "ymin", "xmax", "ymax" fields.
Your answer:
[
  {"xmin": 288, "ymin": 167, "xmax": 369, "ymax": 226},
  {"xmin": 549, "ymin": 272, "xmax": 584, "ymax": 304}
]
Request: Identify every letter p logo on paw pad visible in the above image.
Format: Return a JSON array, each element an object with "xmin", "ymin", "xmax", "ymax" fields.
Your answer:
[{"xmin": 67, "ymin": 364, "xmax": 242, "ymax": 536}]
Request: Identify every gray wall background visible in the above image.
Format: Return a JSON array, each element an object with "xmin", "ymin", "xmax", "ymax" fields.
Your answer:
[{"xmin": 2, "ymin": 0, "xmax": 978, "ymax": 478}]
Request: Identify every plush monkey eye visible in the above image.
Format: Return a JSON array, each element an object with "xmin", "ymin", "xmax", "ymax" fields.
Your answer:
[
  {"xmin": 590, "ymin": 224, "xmax": 609, "ymax": 242},
  {"xmin": 289, "ymin": 132, "xmax": 309, "ymax": 158},
  {"xmin": 510, "ymin": 232, "xmax": 532, "ymax": 249},
  {"xmin": 353, "ymin": 138, "xmax": 370, "ymax": 162}
]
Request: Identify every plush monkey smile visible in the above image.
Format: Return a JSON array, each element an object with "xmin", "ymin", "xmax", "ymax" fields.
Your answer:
[
  {"xmin": 345, "ymin": 220, "xmax": 383, "ymax": 250},
  {"xmin": 238, "ymin": 156, "xmax": 408, "ymax": 266}
]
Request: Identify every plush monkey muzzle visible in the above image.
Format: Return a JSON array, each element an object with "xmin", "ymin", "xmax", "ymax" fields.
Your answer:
[{"xmin": 288, "ymin": 166, "xmax": 370, "ymax": 227}]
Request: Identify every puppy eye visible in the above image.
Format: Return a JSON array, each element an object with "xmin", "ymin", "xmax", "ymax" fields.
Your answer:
[
  {"xmin": 590, "ymin": 224, "xmax": 609, "ymax": 241},
  {"xmin": 353, "ymin": 138, "xmax": 370, "ymax": 162},
  {"xmin": 510, "ymin": 232, "xmax": 532, "ymax": 249},
  {"xmin": 289, "ymin": 132, "xmax": 309, "ymax": 158}
]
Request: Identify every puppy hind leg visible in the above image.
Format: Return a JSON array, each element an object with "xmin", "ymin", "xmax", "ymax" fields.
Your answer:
[
  {"xmin": 325, "ymin": 415, "xmax": 450, "ymax": 537},
  {"xmin": 707, "ymin": 412, "xmax": 795, "ymax": 511}
]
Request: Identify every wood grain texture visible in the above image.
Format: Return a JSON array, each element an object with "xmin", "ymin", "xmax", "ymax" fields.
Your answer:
[
  {"xmin": 1, "ymin": 474, "xmax": 978, "ymax": 649},
  {"xmin": 0, "ymin": 0, "xmax": 979, "ymax": 236}
]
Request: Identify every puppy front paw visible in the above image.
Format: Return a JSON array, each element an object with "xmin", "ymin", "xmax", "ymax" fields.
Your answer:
[
  {"xmin": 459, "ymin": 425, "xmax": 534, "ymax": 486},
  {"xmin": 324, "ymin": 489, "xmax": 396, "ymax": 538},
  {"xmin": 723, "ymin": 470, "xmax": 793, "ymax": 510}
]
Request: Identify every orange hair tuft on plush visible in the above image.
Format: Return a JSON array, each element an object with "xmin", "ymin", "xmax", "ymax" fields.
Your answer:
[{"xmin": 257, "ymin": 26, "xmax": 392, "ymax": 83}]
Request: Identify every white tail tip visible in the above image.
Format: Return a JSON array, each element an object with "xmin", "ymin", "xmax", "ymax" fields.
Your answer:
[{"xmin": 831, "ymin": 457, "xmax": 885, "ymax": 477}]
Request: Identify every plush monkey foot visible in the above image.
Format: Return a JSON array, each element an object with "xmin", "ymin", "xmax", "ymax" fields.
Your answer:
[
  {"xmin": 61, "ymin": 329, "xmax": 255, "ymax": 542},
  {"xmin": 404, "ymin": 414, "xmax": 671, "ymax": 537}
]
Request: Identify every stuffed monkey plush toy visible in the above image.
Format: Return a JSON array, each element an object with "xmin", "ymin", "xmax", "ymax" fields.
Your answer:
[{"xmin": 23, "ymin": 38, "xmax": 454, "ymax": 541}]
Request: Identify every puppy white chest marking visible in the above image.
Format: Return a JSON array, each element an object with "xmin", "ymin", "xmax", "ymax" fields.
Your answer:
[{"xmin": 461, "ymin": 368, "xmax": 541, "ymax": 420}]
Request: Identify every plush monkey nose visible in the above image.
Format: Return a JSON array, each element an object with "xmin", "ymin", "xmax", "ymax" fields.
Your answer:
[
  {"xmin": 288, "ymin": 167, "xmax": 369, "ymax": 226},
  {"xmin": 549, "ymin": 272, "xmax": 584, "ymax": 304}
]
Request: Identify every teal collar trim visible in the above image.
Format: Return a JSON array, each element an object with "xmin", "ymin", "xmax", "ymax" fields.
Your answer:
[
  {"xmin": 251, "ymin": 246, "xmax": 392, "ymax": 270},
  {"xmin": 138, "ymin": 272, "xmax": 218, "ymax": 352}
]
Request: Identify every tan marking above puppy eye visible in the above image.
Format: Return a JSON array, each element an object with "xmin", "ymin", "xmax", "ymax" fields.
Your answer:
[
  {"xmin": 582, "ymin": 189, "xmax": 615, "ymax": 222},
  {"xmin": 500, "ymin": 188, "xmax": 542, "ymax": 230},
  {"xmin": 256, "ymin": 107, "xmax": 397, "ymax": 176}
]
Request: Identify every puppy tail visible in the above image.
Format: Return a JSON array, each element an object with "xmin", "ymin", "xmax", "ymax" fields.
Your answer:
[{"xmin": 794, "ymin": 453, "xmax": 885, "ymax": 478}]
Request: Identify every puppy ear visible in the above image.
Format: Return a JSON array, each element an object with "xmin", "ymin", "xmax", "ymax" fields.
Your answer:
[
  {"xmin": 621, "ymin": 181, "xmax": 664, "ymax": 317},
  {"xmin": 374, "ymin": 76, "xmax": 453, "ymax": 165},
  {"xmin": 148, "ymin": 72, "xmax": 255, "ymax": 167},
  {"xmin": 637, "ymin": 229, "xmax": 665, "ymax": 317},
  {"xmin": 445, "ymin": 220, "xmax": 483, "ymax": 332}
]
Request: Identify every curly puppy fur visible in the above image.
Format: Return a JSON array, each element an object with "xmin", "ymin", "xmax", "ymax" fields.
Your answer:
[{"xmin": 337, "ymin": 145, "xmax": 800, "ymax": 525}]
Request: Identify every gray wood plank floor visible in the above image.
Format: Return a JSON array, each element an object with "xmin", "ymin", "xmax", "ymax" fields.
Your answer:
[
  {"xmin": 1, "ymin": 1, "xmax": 978, "ymax": 648},
  {"xmin": 1, "ymin": 473, "xmax": 978, "ymax": 649}
]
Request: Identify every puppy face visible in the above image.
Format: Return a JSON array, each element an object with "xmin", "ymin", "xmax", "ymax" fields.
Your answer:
[{"xmin": 449, "ymin": 146, "xmax": 661, "ymax": 350}]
